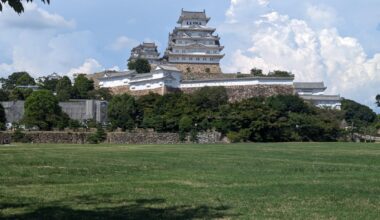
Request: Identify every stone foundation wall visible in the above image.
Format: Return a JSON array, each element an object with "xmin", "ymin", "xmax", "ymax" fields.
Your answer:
[
  {"xmin": 181, "ymin": 85, "xmax": 295, "ymax": 102},
  {"xmin": 110, "ymin": 86, "xmax": 165, "ymax": 96},
  {"xmin": 0, "ymin": 131, "xmax": 225, "ymax": 144},
  {"xmin": 174, "ymin": 63, "xmax": 223, "ymax": 80}
]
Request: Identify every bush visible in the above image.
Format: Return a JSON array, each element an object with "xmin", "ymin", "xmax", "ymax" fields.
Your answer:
[
  {"xmin": 179, "ymin": 116, "xmax": 193, "ymax": 133},
  {"xmin": 190, "ymin": 129, "xmax": 198, "ymax": 143},
  {"xmin": 87, "ymin": 134, "xmax": 100, "ymax": 144},
  {"xmin": 12, "ymin": 129, "xmax": 32, "ymax": 143},
  {"xmin": 87, "ymin": 125, "xmax": 107, "ymax": 144}
]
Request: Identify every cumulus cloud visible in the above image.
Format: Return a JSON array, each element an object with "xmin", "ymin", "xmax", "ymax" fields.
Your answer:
[
  {"xmin": 306, "ymin": 4, "xmax": 338, "ymax": 28},
  {"xmin": 0, "ymin": 3, "xmax": 100, "ymax": 78},
  {"xmin": 0, "ymin": 3, "xmax": 75, "ymax": 30},
  {"xmin": 222, "ymin": 1, "xmax": 380, "ymax": 110},
  {"xmin": 67, "ymin": 58, "xmax": 103, "ymax": 77},
  {"xmin": 107, "ymin": 36, "xmax": 139, "ymax": 51}
]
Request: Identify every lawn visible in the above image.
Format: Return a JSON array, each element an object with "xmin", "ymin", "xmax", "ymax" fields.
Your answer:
[{"xmin": 0, "ymin": 143, "xmax": 380, "ymax": 219}]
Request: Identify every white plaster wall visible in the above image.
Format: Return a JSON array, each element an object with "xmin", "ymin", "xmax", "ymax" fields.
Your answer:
[
  {"xmin": 99, "ymin": 78, "xmax": 129, "ymax": 88},
  {"xmin": 180, "ymin": 79, "xmax": 293, "ymax": 88}
]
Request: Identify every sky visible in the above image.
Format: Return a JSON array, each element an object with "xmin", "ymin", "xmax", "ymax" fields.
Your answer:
[{"xmin": 0, "ymin": 0, "xmax": 379, "ymax": 111}]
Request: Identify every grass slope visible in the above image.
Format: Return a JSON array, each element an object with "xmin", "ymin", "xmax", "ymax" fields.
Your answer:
[{"xmin": 0, "ymin": 143, "xmax": 380, "ymax": 219}]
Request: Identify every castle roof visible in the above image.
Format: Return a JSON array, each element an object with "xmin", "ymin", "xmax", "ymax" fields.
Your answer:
[
  {"xmin": 300, "ymin": 95, "xmax": 341, "ymax": 101},
  {"xmin": 177, "ymin": 9, "xmax": 210, "ymax": 23},
  {"xmin": 294, "ymin": 82, "xmax": 326, "ymax": 90}
]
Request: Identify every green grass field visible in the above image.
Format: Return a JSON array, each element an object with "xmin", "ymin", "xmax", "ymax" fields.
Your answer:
[{"xmin": 1, "ymin": 143, "xmax": 380, "ymax": 219}]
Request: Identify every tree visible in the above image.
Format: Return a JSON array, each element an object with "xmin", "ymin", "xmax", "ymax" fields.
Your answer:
[
  {"xmin": 108, "ymin": 94, "xmax": 137, "ymax": 131},
  {"xmin": 267, "ymin": 95, "xmax": 313, "ymax": 115},
  {"xmin": 16, "ymin": 73, "xmax": 35, "ymax": 86},
  {"xmin": 0, "ymin": 89, "xmax": 10, "ymax": 101},
  {"xmin": 3, "ymin": 72, "xmax": 35, "ymax": 90},
  {"xmin": 341, "ymin": 99, "xmax": 377, "ymax": 127},
  {"xmin": 88, "ymin": 88, "xmax": 113, "ymax": 101},
  {"xmin": 250, "ymin": 68, "xmax": 264, "ymax": 76},
  {"xmin": 268, "ymin": 70, "xmax": 293, "ymax": 77},
  {"xmin": 179, "ymin": 116, "xmax": 193, "ymax": 133},
  {"xmin": 22, "ymin": 90, "xmax": 65, "ymax": 130},
  {"xmin": 9, "ymin": 88, "xmax": 33, "ymax": 101},
  {"xmin": 56, "ymin": 76, "xmax": 72, "ymax": 101},
  {"xmin": 128, "ymin": 58, "xmax": 151, "ymax": 73},
  {"xmin": 376, "ymin": 95, "xmax": 380, "ymax": 107},
  {"xmin": 38, "ymin": 77, "xmax": 59, "ymax": 92},
  {"xmin": 0, "ymin": 103, "xmax": 6, "ymax": 130},
  {"xmin": 191, "ymin": 87, "xmax": 228, "ymax": 112},
  {"xmin": 73, "ymin": 74, "xmax": 94, "ymax": 99},
  {"xmin": 0, "ymin": 0, "xmax": 49, "ymax": 14}
]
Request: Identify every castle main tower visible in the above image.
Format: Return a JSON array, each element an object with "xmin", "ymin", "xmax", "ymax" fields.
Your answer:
[{"xmin": 165, "ymin": 9, "xmax": 224, "ymax": 78}]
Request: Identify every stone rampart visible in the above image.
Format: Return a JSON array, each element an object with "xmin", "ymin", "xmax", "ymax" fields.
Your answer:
[
  {"xmin": 110, "ymin": 86, "xmax": 165, "ymax": 96},
  {"xmin": 181, "ymin": 85, "xmax": 295, "ymax": 102},
  {"xmin": 0, "ymin": 131, "xmax": 225, "ymax": 144},
  {"xmin": 174, "ymin": 64, "xmax": 223, "ymax": 80}
]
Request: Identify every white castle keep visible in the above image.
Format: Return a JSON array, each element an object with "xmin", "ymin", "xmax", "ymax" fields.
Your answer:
[
  {"xmin": 164, "ymin": 9, "xmax": 225, "ymax": 65},
  {"xmin": 90, "ymin": 9, "xmax": 341, "ymax": 110}
]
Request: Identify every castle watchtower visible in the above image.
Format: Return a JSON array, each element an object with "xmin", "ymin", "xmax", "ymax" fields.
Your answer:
[
  {"xmin": 165, "ymin": 9, "xmax": 224, "ymax": 79},
  {"xmin": 129, "ymin": 42, "xmax": 161, "ymax": 65}
]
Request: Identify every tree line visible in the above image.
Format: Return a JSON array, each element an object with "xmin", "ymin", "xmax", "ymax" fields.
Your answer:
[
  {"xmin": 0, "ymin": 71, "xmax": 378, "ymax": 143},
  {"xmin": 0, "ymin": 72, "xmax": 112, "ymax": 102}
]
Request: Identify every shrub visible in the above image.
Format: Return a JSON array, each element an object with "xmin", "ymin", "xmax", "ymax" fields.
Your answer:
[
  {"xmin": 190, "ymin": 129, "xmax": 198, "ymax": 143},
  {"xmin": 87, "ymin": 125, "xmax": 107, "ymax": 144},
  {"xmin": 227, "ymin": 131, "xmax": 241, "ymax": 143},
  {"xmin": 12, "ymin": 129, "xmax": 31, "ymax": 143}
]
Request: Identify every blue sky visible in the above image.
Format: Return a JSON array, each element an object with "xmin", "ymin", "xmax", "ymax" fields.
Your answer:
[{"xmin": 0, "ymin": 0, "xmax": 379, "ymax": 111}]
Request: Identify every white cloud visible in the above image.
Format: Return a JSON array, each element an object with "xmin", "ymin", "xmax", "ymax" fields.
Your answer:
[
  {"xmin": 306, "ymin": 4, "xmax": 338, "ymax": 28},
  {"xmin": 225, "ymin": 0, "xmax": 269, "ymax": 24},
  {"xmin": 107, "ymin": 36, "xmax": 139, "ymax": 51},
  {"xmin": 67, "ymin": 58, "xmax": 103, "ymax": 77},
  {"xmin": 0, "ymin": 3, "xmax": 75, "ymax": 30},
  {"xmin": 222, "ymin": 1, "xmax": 380, "ymax": 110},
  {"xmin": 0, "ymin": 4, "xmax": 100, "ymax": 79}
]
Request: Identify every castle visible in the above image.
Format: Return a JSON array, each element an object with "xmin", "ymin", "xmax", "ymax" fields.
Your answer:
[{"xmin": 89, "ymin": 9, "xmax": 341, "ymax": 110}]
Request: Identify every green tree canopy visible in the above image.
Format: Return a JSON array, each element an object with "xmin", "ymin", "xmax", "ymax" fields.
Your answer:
[
  {"xmin": 0, "ymin": 0, "xmax": 49, "ymax": 13},
  {"xmin": 22, "ymin": 90, "xmax": 65, "ymax": 130},
  {"xmin": 3, "ymin": 72, "xmax": 35, "ymax": 90},
  {"xmin": 88, "ymin": 88, "xmax": 113, "ymax": 101},
  {"xmin": 128, "ymin": 58, "xmax": 151, "ymax": 73},
  {"xmin": 108, "ymin": 94, "xmax": 137, "ymax": 131},
  {"xmin": 38, "ymin": 77, "xmax": 60, "ymax": 92},
  {"xmin": 9, "ymin": 88, "xmax": 33, "ymax": 101},
  {"xmin": 250, "ymin": 68, "xmax": 264, "ymax": 76},
  {"xmin": 267, "ymin": 95, "xmax": 313, "ymax": 115},
  {"xmin": 341, "ymin": 99, "xmax": 377, "ymax": 127},
  {"xmin": 268, "ymin": 70, "xmax": 293, "ymax": 77},
  {"xmin": 376, "ymin": 94, "xmax": 380, "ymax": 107},
  {"xmin": 16, "ymin": 73, "xmax": 36, "ymax": 86},
  {"xmin": 56, "ymin": 76, "xmax": 72, "ymax": 101},
  {"xmin": 0, "ymin": 103, "xmax": 6, "ymax": 131},
  {"xmin": 0, "ymin": 89, "xmax": 10, "ymax": 102},
  {"xmin": 73, "ymin": 74, "xmax": 94, "ymax": 99}
]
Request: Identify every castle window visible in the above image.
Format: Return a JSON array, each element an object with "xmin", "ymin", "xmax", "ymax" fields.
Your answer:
[
  {"xmin": 196, "ymin": 57, "xmax": 200, "ymax": 61},
  {"xmin": 203, "ymin": 58, "xmax": 207, "ymax": 61},
  {"xmin": 189, "ymin": 57, "xmax": 193, "ymax": 61},
  {"xmin": 182, "ymin": 57, "xmax": 186, "ymax": 60}
]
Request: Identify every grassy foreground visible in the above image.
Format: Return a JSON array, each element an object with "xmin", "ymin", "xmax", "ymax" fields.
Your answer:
[{"xmin": 0, "ymin": 143, "xmax": 380, "ymax": 219}]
